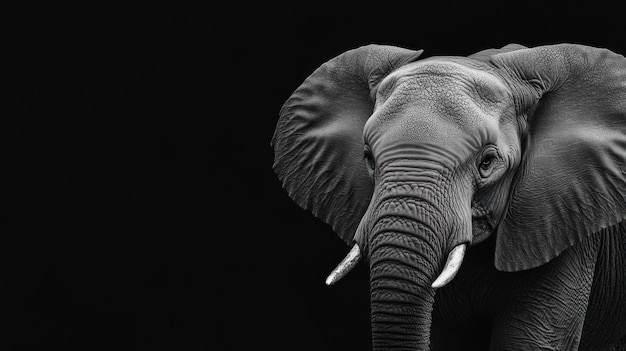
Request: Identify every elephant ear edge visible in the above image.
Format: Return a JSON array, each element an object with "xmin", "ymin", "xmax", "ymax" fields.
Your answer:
[
  {"xmin": 490, "ymin": 44, "xmax": 626, "ymax": 272},
  {"xmin": 272, "ymin": 45, "xmax": 423, "ymax": 244}
]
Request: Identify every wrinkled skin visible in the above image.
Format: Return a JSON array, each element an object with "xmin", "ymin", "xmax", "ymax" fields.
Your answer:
[{"xmin": 272, "ymin": 44, "xmax": 626, "ymax": 350}]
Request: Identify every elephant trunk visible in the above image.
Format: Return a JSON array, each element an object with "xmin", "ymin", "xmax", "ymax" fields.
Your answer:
[
  {"xmin": 369, "ymin": 225, "xmax": 439, "ymax": 350},
  {"xmin": 365, "ymin": 185, "xmax": 470, "ymax": 350}
]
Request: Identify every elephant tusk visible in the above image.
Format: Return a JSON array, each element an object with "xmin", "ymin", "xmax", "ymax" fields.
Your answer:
[
  {"xmin": 325, "ymin": 244, "xmax": 362, "ymax": 286},
  {"xmin": 431, "ymin": 244, "xmax": 466, "ymax": 289}
]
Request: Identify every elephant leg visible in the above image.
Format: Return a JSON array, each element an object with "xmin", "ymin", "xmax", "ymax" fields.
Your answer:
[{"xmin": 489, "ymin": 233, "xmax": 601, "ymax": 351}]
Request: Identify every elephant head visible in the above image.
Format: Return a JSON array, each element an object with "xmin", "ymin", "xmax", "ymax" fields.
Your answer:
[{"xmin": 271, "ymin": 43, "xmax": 626, "ymax": 349}]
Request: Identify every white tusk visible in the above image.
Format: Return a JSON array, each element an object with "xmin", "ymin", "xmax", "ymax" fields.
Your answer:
[
  {"xmin": 325, "ymin": 244, "xmax": 362, "ymax": 286},
  {"xmin": 431, "ymin": 244, "xmax": 466, "ymax": 289}
]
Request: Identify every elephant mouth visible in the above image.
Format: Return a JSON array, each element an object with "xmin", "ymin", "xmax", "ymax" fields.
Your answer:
[{"xmin": 472, "ymin": 201, "xmax": 495, "ymax": 244}]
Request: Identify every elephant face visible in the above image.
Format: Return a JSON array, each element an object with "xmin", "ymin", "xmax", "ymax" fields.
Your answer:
[
  {"xmin": 272, "ymin": 44, "xmax": 626, "ymax": 350},
  {"xmin": 361, "ymin": 58, "xmax": 521, "ymax": 247}
]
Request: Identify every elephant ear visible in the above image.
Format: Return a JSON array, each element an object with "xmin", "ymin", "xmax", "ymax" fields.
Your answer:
[
  {"xmin": 272, "ymin": 45, "xmax": 423, "ymax": 244},
  {"xmin": 491, "ymin": 44, "xmax": 626, "ymax": 272}
]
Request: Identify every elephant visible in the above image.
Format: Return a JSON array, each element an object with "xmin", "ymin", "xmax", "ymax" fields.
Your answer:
[{"xmin": 271, "ymin": 43, "xmax": 626, "ymax": 350}]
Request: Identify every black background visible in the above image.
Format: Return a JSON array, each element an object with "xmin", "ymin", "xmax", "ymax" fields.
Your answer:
[{"xmin": 2, "ymin": 4, "xmax": 625, "ymax": 351}]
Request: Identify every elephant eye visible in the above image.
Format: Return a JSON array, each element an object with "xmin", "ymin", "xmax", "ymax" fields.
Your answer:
[{"xmin": 478, "ymin": 153, "xmax": 498, "ymax": 177}]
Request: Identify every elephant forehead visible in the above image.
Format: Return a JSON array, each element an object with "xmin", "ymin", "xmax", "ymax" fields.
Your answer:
[
  {"xmin": 366, "ymin": 59, "xmax": 512, "ymax": 149},
  {"xmin": 376, "ymin": 58, "xmax": 511, "ymax": 118}
]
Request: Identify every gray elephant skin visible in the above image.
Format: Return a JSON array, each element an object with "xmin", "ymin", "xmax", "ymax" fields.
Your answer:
[{"xmin": 271, "ymin": 43, "xmax": 626, "ymax": 350}]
